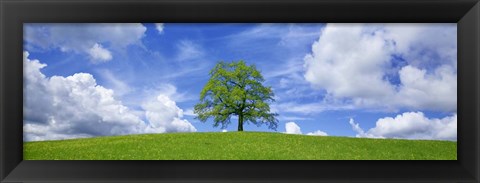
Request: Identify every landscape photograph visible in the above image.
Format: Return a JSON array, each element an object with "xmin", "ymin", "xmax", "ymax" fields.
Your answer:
[{"xmin": 23, "ymin": 23, "xmax": 457, "ymax": 160}]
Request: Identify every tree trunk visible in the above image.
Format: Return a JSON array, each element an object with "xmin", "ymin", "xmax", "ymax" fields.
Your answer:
[{"xmin": 238, "ymin": 113, "xmax": 244, "ymax": 131}]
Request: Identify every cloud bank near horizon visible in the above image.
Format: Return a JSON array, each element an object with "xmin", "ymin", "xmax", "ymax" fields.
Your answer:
[{"xmin": 23, "ymin": 52, "xmax": 196, "ymax": 141}]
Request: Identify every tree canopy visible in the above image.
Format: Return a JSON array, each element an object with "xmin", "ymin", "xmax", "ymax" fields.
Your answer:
[{"xmin": 194, "ymin": 60, "xmax": 278, "ymax": 131}]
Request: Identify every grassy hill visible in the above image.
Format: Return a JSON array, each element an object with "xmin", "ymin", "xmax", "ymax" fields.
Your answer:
[{"xmin": 24, "ymin": 132, "xmax": 457, "ymax": 160}]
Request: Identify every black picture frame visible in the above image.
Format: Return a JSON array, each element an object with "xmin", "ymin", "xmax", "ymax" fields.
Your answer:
[{"xmin": 1, "ymin": 0, "xmax": 479, "ymax": 182}]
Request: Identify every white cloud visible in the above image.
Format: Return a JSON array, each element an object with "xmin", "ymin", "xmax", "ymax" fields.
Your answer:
[
  {"xmin": 183, "ymin": 108, "xmax": 196, "ymax": 117},
  {"xmin": 277, "ymin": 115, "xmax": 312, "ymax": 121},
  {"xmin": 231, "ymin": 24, "xmax": 320, "ymax": 47},
  {"xmin": 348, "ymin": 118, "xmax": 363, "ymax": 136},
  {"xmin": 304, "ymin": 23, "xmax": 396, "ymax": 100},
  {"xmin": 88, "ymin": 43, "xmax": 112, "ymax": 62},
  {"xmin": 155, "ymin": 23, "xmax": 164, "ymax": 34},
  {"xmin": 349, "ymin": 112, "xmax": 457, "ymax": 141},
  {"xmin": 98, "ymin": 69, "xmax": 133, "ymax": 97},
  {"xmin": 24, "ymin": 23, "xmax": 147, "ymax": 63},
  {"xmin": 155, "ymin": 64, "xmax": 209, "ymax": 80},
  {"xmin": 23, "ymin": 52, "xmax": 54, "ymax": 127},
  {"xmin": 303, "ymin": 23, "xmax": 457, "ymax": 112},
  {"xmin": 24, "ymin": 51, "xmax": 146, "ymax": 141},
  {"xmin": 285, "ymin": 122, "xmax": 302, "ymax": 134},
  {"xmin": 279, "ymin": 24, "xmax": 322, "ymax": 48},
  {"xmin": 176, "ymin": 40, "xmax": 204, "ymax": 61},
  {"xmin": 232, "ymin": 23, "xmax": 283, "ymax": 41},
  {"xmin": 395, "ymin": 65, "xmax": 457, "ymax": 112},
  {"xmin": 306, "ymin": 130, "xmax": 328, "ymax": 136},
  {"xmin": 143, "ymin": 83, "xmax": 196, "ymax": 103},
  {"xmin": 348, "ymin": 118, "xmax": 376, "ymax": 138},
  {"xmin": 284, "ymin": 122, "xmax": 328, "ymax": 136},
  {"xmin": 273, "ymin": 100, "xmax": 355, "ymax": 115},
  {"xmin": 142, "ymin": 94, "xmax": 197, "ymax": 133},
  {"xmin": 222, "ymin": 129, "xmax": 228, "ymax": 132},
  {"xmin": 384, "ymin": 24, "xmax": 457, "ymax": 69},
  {"xmin": 263, "ymin": 57, "xmax": 307, "ymax": 83},
  {"xmin": 23, "ymin": 52, "xmax": 195, "ymax": 141}
]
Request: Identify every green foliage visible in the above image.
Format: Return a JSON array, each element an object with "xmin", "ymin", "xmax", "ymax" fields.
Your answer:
[
  {"xmin": 24, "ymin": 132, "xmax": 457, "ymax": 160},
  {"xmin": 194, "ymin": 60, "xmax": 278, "ymax": 131}
]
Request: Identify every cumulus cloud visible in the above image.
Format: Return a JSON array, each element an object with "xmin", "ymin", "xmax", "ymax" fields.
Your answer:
[
  {"xmin": 222, "ymin": 129, "xmax": 228, "ymax": 132},
  {"xmin": 24, "ymin": 23, "xmax": 147, "ymax": 63},
  {"xmin": 284, "ymin": 122, "xmax": 328, "ymax": 136},
  {"xmin": 349, "ymin": 112, "xmax": 457, "ymax": 141},
  {"xmin": 88, "ymin": 43, "xmax": 113, "ymax": 62},
  {"xmin": 304, "ymin": 24, "xmax": 396, "ymax": 99},
  {"xmin": 23, "ymin": 52, "xmax": 195, "ymax": 141},
  {"xmin": 306, "ymin": 130, "xmax": 328, "ymax": 136},
  {"xmin": 384, "ymin": 24, "xmax": 457, "ymax": 69},
  {"xmin": 395, "ymin": 65, "xmax": 457, "ymax": 112},
  {"xmin": 155, "ymin": 23, "xmax": 164, "ymax": 34},
  {"xmin": 303, "ymin": 23, "xmax": 457, "ymax": 112},
  {"xmin": 24, "ymin": 51, "xmax": 146, "ymax": 141},
  {"xmin": 143, "ymin": 83, "xmax": 197, "ymax": 103},
  {"xmin": 142, "ymin": 94, "xmax": 196, "ymax": 133},
  {"xmin": 285, "ymin": 122, "xmax": 302, "ymax": 134}
]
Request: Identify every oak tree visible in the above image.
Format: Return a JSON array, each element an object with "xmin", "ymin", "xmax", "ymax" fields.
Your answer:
[{"xmin": 194, "ymin": 60, "xmax": 278, "ymax": 131}]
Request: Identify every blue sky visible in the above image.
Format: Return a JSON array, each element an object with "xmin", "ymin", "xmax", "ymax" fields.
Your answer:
[{"xmin": 23, "ymin": 23, "xmax": 457, "ymax": 141}]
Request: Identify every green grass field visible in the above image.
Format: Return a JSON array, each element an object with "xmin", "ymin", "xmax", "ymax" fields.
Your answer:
[{"xmin": 24, "ymin": 132, "xmax": 457, "ymax": 160}]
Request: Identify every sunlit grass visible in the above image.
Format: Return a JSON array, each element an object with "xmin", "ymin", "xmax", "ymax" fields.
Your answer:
[{"xmin": 24, "ymin": 132, "xmax": 456, "ymax": 160}]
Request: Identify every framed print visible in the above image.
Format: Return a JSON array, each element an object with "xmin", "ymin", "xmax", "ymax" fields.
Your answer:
[{"xmin": 1, "ymin": 0, "xmax": 479, "ymax": 182}]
